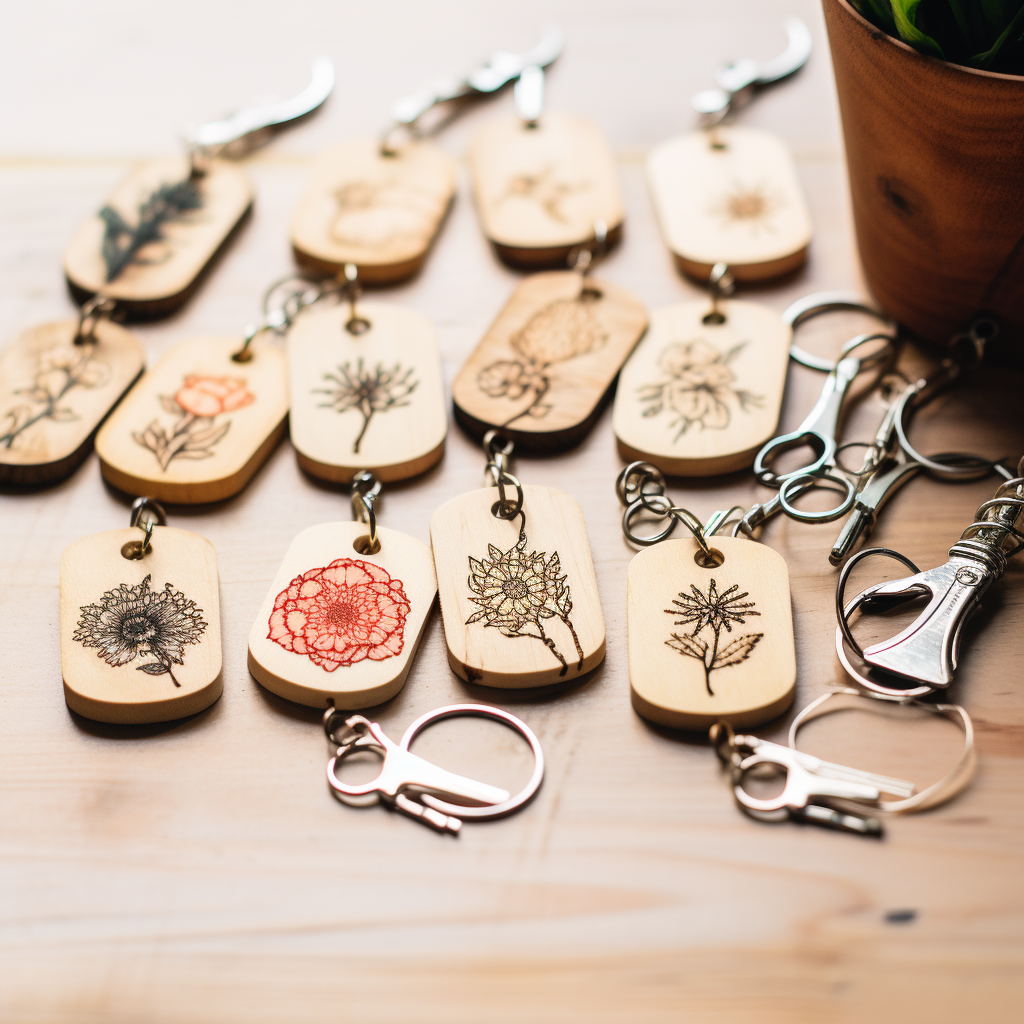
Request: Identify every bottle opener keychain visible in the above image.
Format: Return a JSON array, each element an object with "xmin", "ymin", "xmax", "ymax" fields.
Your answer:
[
  {"xmin": 647, "ymin": 18, "xmax": 813, "ymax": 282},
  {"xmin": 324, "ymin": 703, "xmax": 545, "ymax": 834},
  {"xmin": 617, "ymin": 462, "xmax": 796, "ymax": 730},
  {"xmin": 468, "ymin": 43, "xmax": 623, "ymax": 267},
  {"xmin": 280, "ymin": 266, "xmax": 447, "ymax": 483},
  {"xmin": 0, "ymin": 298, "xmax": 144, "ymax": 486},
  {"xmin": 94, "ymin": 287, "xmax": 291, "ymax": 504},
  {"xmin": 65, "ymin": 60, "xmax": 334, "ymax": 316},
  {"xmin": 248, "ymin": 471, "xmax": 437, "ymax": 709},
  {"xmin": 291, "ymin": 31, "xmax": 561, "ymax": 283},
  {"xmin": 452, "ymin": 228, "xmax": 648, "ymax": 450},
  {"xmin": 430, "ymin": 431, "xmax": 606, "ymax": 687},
  {"xmin": 613, "ymin": 264, "xmax": 791, "ymax": 476},
  {"xmin": 60, "ymin": 497, "xmax": 222, "ymax": 723}
]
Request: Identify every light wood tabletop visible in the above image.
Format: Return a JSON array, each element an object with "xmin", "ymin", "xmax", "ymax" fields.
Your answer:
[{"xmin": 2, "ymin": 2, "xmax": 1022, "ymax": 1021}]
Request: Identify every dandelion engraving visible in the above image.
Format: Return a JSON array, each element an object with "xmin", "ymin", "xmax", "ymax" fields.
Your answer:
[
  {"xmin": 709, "ymin": 180, "xmax": 784, "ymax": 236},
  {"xmin": 74, "ymin": 574, "xmax": 207, "ymax": 688},
  {"xmin": 665, "ymin": 578, "xmax": 763, "ymax": 695}
]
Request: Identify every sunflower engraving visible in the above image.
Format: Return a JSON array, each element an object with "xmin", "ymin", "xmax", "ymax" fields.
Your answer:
[
  {"xmin": 74, "ymin": 574, "xmax": 207, "ymax": 688},
  {"xmin": 665, "ymin": 579, "xmax": 762, "ymax": 695}
]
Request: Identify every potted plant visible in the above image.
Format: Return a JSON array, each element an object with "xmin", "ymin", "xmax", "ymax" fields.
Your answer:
[{"xmin": 822, "ymin": 0, "xmax": 1024, "ymax": 356}]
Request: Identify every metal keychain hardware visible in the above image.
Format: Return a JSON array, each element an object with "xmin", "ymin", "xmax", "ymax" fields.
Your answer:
[
  {"xmin": 324, "ymin": 703, "xmax": 545, "ymax": 833},
  {"xmin": 835, "ymin": 455, "xmax": 1024, "ymax": 695},
  {"xmin": 121, "ymin": 497, "xmax": 168, "ymax": 559}
]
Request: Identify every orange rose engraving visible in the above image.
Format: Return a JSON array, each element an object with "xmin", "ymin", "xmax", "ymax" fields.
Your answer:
[{"xmin": 175, "ymin": 376, "xmax": 254, "ymax": 418}]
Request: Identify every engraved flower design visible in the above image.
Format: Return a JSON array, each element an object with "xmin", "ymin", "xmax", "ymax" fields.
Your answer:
[
  {"xmin": 74, "ymin": 574, "xmax": 207, "ymax": 688},
  {"xmin": 709, "ymin": 181, "xmax": 784, "ymax": 236},
  {"xmin": 268, "ymin": 558, "xmax": 410, "ymax": 672},
  {"xmin": 494, "ymin": 165, "xmax": 591, "ymax": 224}
]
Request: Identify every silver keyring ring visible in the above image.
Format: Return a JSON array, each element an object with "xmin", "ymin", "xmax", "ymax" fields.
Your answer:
[
  {"xmin": 834, "ymin": 625, "xmax": 935, "ymax": 700},
  {"xmin": 778, "ymin": 472, "xmax": 857, "ymax": 523},
  {"xmin": 783, "ymin": 292, "xmax": 895, "ymax": 372},
  {"xmin": 400, "ymin": 704, "xmax": 545, "ymax": 821}
]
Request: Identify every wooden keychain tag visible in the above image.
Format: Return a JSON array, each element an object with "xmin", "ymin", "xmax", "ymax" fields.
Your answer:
[
  {"xmin": 430, "ymin": 437, "xmax": 605, "ymax": 687},
  {"xmin": 248, "ymin": 475, "xmax": 437, "ymax": 709},
  {"xmin": 95, "ymin": 334, "xmax": 287, "ymax": 504},
  {"xmin": 452, "ymin": 266, "xmax": 647, "ymax": 450},
  {"xmin": 627, "ymin": 536, "xmax": 795, "ymax": 730},
  {"xmin": 614, "ymin": 270, "xmax": 791, "ymax": 476},
  {"xmin": 60, "ymin": 499, "xmax": 222, "ymax": 724},
  {"xmin": 287, "ymin": 277, "xmax": 447, "ymax": 483},
  {"xmin": 0, "ymin": 304, "xmax": 144, "ymax": 486}
]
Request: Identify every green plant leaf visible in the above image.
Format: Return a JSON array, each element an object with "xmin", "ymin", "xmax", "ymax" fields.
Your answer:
[
  {"xmin": 890, "ymin": 0, "xmax": 946, "ymax": 57},
  {"xmin": 971, "ymin": 2, "xmax": 1024, "ymax": 66},
  {"xmin": 852, "ymin": 0, "xmax": 897, "ymax": 32}
]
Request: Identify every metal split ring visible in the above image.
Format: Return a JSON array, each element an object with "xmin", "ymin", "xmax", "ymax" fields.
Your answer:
[
  {"xmin": 351, "ymin": 470, "xmax": 382, "ymax": 550},
  {"xmin": 123, "ymin": 497, "xmax": 167, "ymax": 560},
  {"xmin": 74, "ymin": 295, "xmax": 117, "ymax": 345},
  {"xmin": 783, "ymin": 292, "xmax": 896, "ymax": 372}
]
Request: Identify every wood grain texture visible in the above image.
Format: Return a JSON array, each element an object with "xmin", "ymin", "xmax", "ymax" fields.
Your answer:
[
  {"xmin": 63, "ymin": 157, "xmax": 252, "ymax": 315},
  {"xmin": 647, "ymin": 126, "xmax": 812, "ymax": 282},
  {"xmin": 95, "ymin": 335, "xmax": 288, "ymax": 504},
  {"xmin": 288, "ymin": 300, "xmax": 446, "ymax": 483},
  {"xmin": 248, "ymin": 522, "xmax": 437, "ymax": 709},
  {"xmin": 0, "ymin": 319, "xmax": 144, "ymax": 486},
  {"xmin": 60, "ymin": 526, "xmax": 222, "ymax": 723},
  {"xmin": 452, "ymin": 271, "xmax": 647, "ymax": 449},
  {"xmin": 291, "ymin": 138, "xmax": 456, "ymax": 283},
  {"xmin": 627, "ymin": 536, "xmax": 795, "ymax": 730},
  {"xmin": 614, "ymin": 299, "xmax": 791, "ymax": 475},
  {"xmin": 468, "ymin": 111, "xmax": 624, "ymax": 266}
]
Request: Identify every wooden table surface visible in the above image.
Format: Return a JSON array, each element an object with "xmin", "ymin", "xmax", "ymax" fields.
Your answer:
[{"xmin": 2, "ymin": 3, "xmax": 1022, "ymax": 1021}]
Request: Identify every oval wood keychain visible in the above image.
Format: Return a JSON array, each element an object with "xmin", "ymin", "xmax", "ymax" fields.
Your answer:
[
  {"xmin": 0, "ymin": 299, "xmax": 144, "ymax": 486},
  {"xmin": 65, "ymin": 61, "xmax": 333, "ymax": 316},
  {"xmin": 452, "ymin": 234, "xmax": 648, "ymax": 451},
  {"xmin": 248, "ymin": 472, "xmax": 437, "ymax": 709},
  {"xmin": 469, "ymin": 63, "xmax": 623, "ymax": 267},
  {"xmin": 430, "ymin": 433, "xmax": 605, "ymax": 687},
  {"xmin": 285, "ymin": 267, "xmax": 447, "ymax": 483},
  {"xmin": 617, "ymin": 464, "xmax": 795, "ymax": 730},
  {"xmin": 613, "ymin": 264, "xmax": 791, "ymax": 476},
  {"xmin": 647, "ymin": 19, "xmax": 813, "ymax": 283},
  {"xmin": 60, "ymin": 498, "xmax": 222, "ymax": 724},
  {"xmin": 94, "ymin": 297, "xmax": 289, "ymax": 504}
]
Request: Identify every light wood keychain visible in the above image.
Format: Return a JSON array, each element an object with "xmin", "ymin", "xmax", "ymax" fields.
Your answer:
[
  {"xmin": 647, "ymin": 18, "xmax": 813, "ymax": 282},
  {"xmin": 248, "ymin": 472, "xmax": 437, "ymax": 709},
  {"xmin": 617, "ymin": 462, "xmax": 796, "ymax": 730},
  {"xmin": 292, "ymin": 31, "xmax": 562, "ymax": 283},
  {"xmin": 65, "ymin": 61, "xmax": 333, "ymax": 316},
  {"xmin": 430, "ymin": 432, "xmax": 605, "ymax": 687},
  {"xmin": 452, "ymin": 229, "xmax": 648, "ymax": 450},
  {"xmin": 94, "ymin": 289, "xmax": 291, "ymax": 504},
  {"xmin": 60, "ymin": 497, "xmax": 222, "ymax": 724},
  {"xmin": 0, "ymin": 298, "xmax": 144, "ymax": 486},
  {"xmin": 613, "ymin": 264, "xmax": 791, "ymax": 476},
  {"xmin": 469, "ymin": 58, "xmax": 623, "ymax": 267},
  {"xmin": 282, "ymin": 267, "xmax": 447, "ymax": 483}
]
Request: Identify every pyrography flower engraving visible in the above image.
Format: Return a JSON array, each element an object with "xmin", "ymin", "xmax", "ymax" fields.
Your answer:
[
  {"xmin": 638, "ymin": 338, "xmax": 763, "ymax": 439},
  {"xmin": 709, "ymin": 180, "xmax": 784, "ymax": 236},
  {"xmin": 466, "ymin": 532, "xmax": 583, "ymax": 676},
  {"xmin": 74, "ymin": 574, "xmax": 207, "ymax": 688},
  {"xmin": 1, "ymin": 345, "xmax": 111, "ymax": 450},
  {"xmin": 315, "ymin": 359, "xmax": 418, "ymax": 453},
  {"xmin": 477, "ymin": 296, "xmax": 607, "ymax": 428},
  {"xmin": 268, "ymin": 558, "xmax": 410, "ymax": 672},
  {"xmin": 494, "ymin": 165, "xmax": 591, "ymax": 224},
  {"xmin": 332, "ymin": 178, "xmax": 446, "ymax": 249},
  {"xmin": 665, "ymin": 579, "xmax": 762, "ymax": 695},
  {"xmin": 133, "ymin": 375, "xmax": 254, "ymax": 471}
]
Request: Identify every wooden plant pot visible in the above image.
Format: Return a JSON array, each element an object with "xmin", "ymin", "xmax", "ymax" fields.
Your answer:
[{"xmin": 822, "ymin": 0, "xmax": 1024, "ymax": 357}]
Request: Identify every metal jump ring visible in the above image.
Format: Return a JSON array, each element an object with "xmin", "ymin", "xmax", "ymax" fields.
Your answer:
[
  {"xmin": 491, "ymin": 470, "xmax": 525, "ymax": 521},
  {"xmin": 615, "ymin": 461, "xmax": 666, "ymax": 508},
  {"xmin": 784, "ymin": 291, "xmax": 895, "ymax": 372},
  {"xmin": 127, "ymin": 497, "xmax": 167, "ymax": 557},
  {"xmin": 74, "ymin": 295, "xmax": 117, "ymax": 345},
  {"xmin": 623, "ymin": 494, "xmax": 711, "ymax": 554},
  {"xmin": 351, "ymin": 470, "xmax": 382, "ymax": 550},
  {"xmin": 778, "ymin": 472, "xmax": 857, "ymax": 523}
]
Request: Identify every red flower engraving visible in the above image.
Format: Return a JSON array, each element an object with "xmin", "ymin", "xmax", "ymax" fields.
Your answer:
[{"xmin": 268, "ymin": 558, "xmax": 410, "ymax": 671}]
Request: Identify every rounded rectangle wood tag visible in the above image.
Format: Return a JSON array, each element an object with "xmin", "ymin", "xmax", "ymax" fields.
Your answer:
[
  {"xmin": 247, "ymin": 522, "xmax": 437, "ymax": 709},
  {"xmin": 291, "ymin": 138, "xmax": 456, "ymax": 284},
  {"xmin": 468, "ymin": 111, "xmax": 624, "ymax": 266},
  {"xmin": 287, "ymin": 301, "xmax": 447, "ymax": 483},
  {"xmin": 430, "ymin": 484, "xmax": 605, "ymax": 688},
  {"xmin": 60, "ymin": 526, "xmax": 222, "ymax": 724},
  {"xmin": 64, "ymin": 157, "xmax": 252, "ymax": 315},
  {"xmin": 614, "ymin": 299, "xmax": 791, "ymax": 476},
  {"xmin": 627, "ymin": 537, "xmax": 795, "ymax": 730},
  {"xmin": 0, "ymin": 319, "xmax": 144, "ymax": 486},
  {"xmin": 647, "ymin": 126, "xmax": 812, "ymax": 282},
  {"xmin": 95, "ymin": 336, "xmax": 288, "ymax": 504},
  {"xmin": 452, "ymin": 271, "xmax": 647, "ymax": 451}
]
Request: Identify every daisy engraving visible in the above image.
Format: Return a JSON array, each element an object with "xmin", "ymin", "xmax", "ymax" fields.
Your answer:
[
  {"xmin": 74, "ymin": 574, "xmax": 207, "ymax": 688},
  {"xmin": 638, "ymin": 338, "xmax": 763, "ymax": 438},
  {"xmin": 268, "ymin": 558, "xmax": 410, "ymax": 672},
  {"xmin": 665, "ymin": 579, "xmax": 762, "ymax": 695}
]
